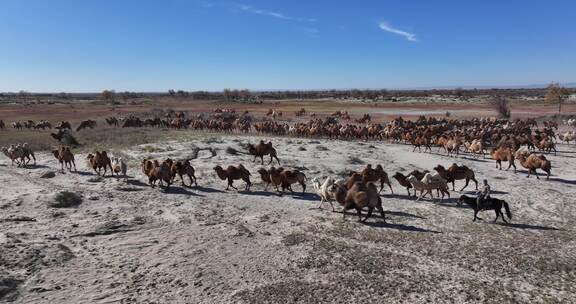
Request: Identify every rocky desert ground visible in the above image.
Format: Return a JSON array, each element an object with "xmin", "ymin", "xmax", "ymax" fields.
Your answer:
[{"xmin": 1, "ymin": 130, "xmax": 575, "ymax": 303}]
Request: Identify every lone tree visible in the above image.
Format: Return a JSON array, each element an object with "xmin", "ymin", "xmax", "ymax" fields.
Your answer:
[
  {"xmin": 545, "ymin": 82, "xmax": 569, "ymax": 114},
  {"xmin": 101, "ymin": 90, "xmax": 116, "ymax": 102},
  {"xmin": 490, "ymin": 96, "xmax": 511, "ymax": 119}
]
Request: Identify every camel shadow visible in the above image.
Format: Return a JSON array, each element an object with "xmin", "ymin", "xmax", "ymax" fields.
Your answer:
[
  {"xmin": 437, "ymin": 201, "xmax": 468, "ymax": 209},
  {"xmin": 364, "ymin": 221, "xmax": 441, "ymax": 233},
  {"xmin": 22, "ymin": 164, "xmax": 51, "ymax": 169},
  {"xmin": 194, "ymin": 186, "xmax": 225, "ymax": 193},
  {"xmin": 238, "ymin": 190, "xmax": 278, "ymax": 197},
  {"xmin": 125, "ymin": 179, "xmax": 149, "ymax": 187},
  {"xmin": 165, "ymin": 187, "xmax": 204, "ymax": 197},
  {"xmin": 285, "ymin": 192, "xmax": 320, "ymax": 201},
  {"xmin": 547, "ymin": 177, "xmax": 576, "ymax": 185},
  {"xmin": 462, "ymin": 190, "xmax": 509, "ymax": 195},
  {"xmin": 457, "ymin": 156, "xmax": 489, "ymax": 163},
  {"xmin": 384, "ymin": 193, "xmax": 419, "ymax": 202},
  {"xmin": 497, "ymin": 222, "xmax": 561, "ymax": 231},
  {"xmin": 75, "ymin": 170, "xmax": 96, "ymax": 176},
  {"xmin": 386, "ymin": 210, "xmax": 427, "ymax": 219}
]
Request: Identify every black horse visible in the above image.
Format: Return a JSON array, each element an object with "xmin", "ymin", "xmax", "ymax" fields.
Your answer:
[{"xmin": 458, "ymin": 195, "xmax": 512, "ymax": 223}]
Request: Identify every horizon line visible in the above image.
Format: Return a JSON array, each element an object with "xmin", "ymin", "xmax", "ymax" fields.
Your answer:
[{"xmin": 1, "ymin": 82, "xmax": 575, "ymax": 95}]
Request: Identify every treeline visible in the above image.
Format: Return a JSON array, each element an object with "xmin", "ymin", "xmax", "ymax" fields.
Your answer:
[{"xmin": 1, "ymin": 87, "xmax": 574, "ymax": 103}]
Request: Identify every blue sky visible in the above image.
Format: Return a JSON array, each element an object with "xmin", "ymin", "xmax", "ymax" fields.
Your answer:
[{"xmin": 0, "ymin": 0, "xmax": 575, "ymax": 92}]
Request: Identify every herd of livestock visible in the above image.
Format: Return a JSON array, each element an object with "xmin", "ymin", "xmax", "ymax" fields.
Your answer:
[{"xmin": 1, "ymin": 109, "xmax": 575, "ymax": 222}]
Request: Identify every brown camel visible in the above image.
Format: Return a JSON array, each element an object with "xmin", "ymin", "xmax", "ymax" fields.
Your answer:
[
  {"xmin": 143, "ymin": 160, "xmax": 172, "ymax": 189},
  {"xmin": 433, "ymin": 163, "xmax": 478, "ymax": 191},
  {"xmin": 257, "ymin": 168, "xmax": 272, "ymax": 190},
  {"xmin": 515, "ymin": 150, "xmax": 552, "ymax": 179},
  {"xmin": 392, "ymin": 172, "xmax": 414, "ymax": 196},
  {"xmin": 87, "ymin": 151, "xmax": 113, "ymax": 176},
  {"xmin": 170, "ymin": 159, "xmax": 198, "ymax": 187},
  {"xmin": 52, "ymin": 146, "xmax": 76, "ymax": 173},
  {"xmin": 490, "ymin": 147, "xmax": 517, "ymax": 172},
  {"xmin": 247, "ymin": 140, "xmax": 280, "ymax": 165},
  {"xmin": 279, "ymin": 169, "xmax": 307, "ymax": 194},
  {"xmin": 334, "ymin": 182, "xmax": 386, "ymax": 223},
  {"xmin": 361, "ymin": 164, "xmax": 394, "ymax": 193},
  {"xmin": 213, "ymin": 164, "xmax": 251, "ymax": 191}
]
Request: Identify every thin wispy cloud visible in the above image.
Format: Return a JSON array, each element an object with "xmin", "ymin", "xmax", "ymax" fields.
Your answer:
[
  {"xmin": 379, "ymin": 22, "xmax": 417, "ymax": 42},
  {"xmin": 237, "ymin": 4, "xmax": 316, "ymax": 23}
]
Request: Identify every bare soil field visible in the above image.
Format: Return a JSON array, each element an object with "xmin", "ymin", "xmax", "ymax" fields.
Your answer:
[
  {"xmin": 1, "ymin": 100, "xmax": 576, "ymax": 303},
  {"xmin": 1, "ymin": 98, "xmax": 575, "ymax": 124}
]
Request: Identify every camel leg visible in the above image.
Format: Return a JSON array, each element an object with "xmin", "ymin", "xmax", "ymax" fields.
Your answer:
[
  {"xmin": 473, "ymin": 209, "xmax": 478, "ymax": 222},
  {"xmin": 452, "ymin": 181, "xmax": 456, "ymax": 191},
  {"xmin": 342, "ymin": 205, "xmax": 348, "ymax": 220},
  {"xmin": 500, "ymin": 209, "xmax": 508, "ymax": 223},
  {"xmin": 300, "ymin": 181, "xmax": 306, "ymax": 194},
  {"xmin": 355, "ymin": 207, "xmax": 363, "ymax": 222},
  {"xmin": 534, "ymin": 169, "xmax": 540, "ymax": 180},
  {"xmin": 317, "ymin": 197, "xmax": 326, "ymax": 209},
  {"xmin": 493, "ymin": 209, "xmax": 499, "ymax": 222},
  {"xmin": 460, "ymin": 179, "xmax": 470, "ymax": 191},
  {"xmin": 377, "ymin": 204, "xmax": 386, "ymax": 222},
  {"xmin": 227, "ymin": 179, "xmax": 238, "ymax": 191},
  {"xmin": 363, "ymin": 207, "xmax": 373, "ymax": 222},
  {"xmin": 387, "ymin": 182, "xmax": 393, "ymax": 194}
]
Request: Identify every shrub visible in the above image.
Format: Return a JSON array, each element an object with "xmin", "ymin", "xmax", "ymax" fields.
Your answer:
[
  {"xmin": 490, "ymin": 96, "xmax": 511, "ymax": 119},
  {"xmin": 50, "ymin": 191, "xmax": 82, "ymax": 208}
]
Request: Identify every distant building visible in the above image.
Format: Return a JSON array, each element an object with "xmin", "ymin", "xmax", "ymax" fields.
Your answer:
[{"xmin": 569, "ymin": 94, "xmax": 576, "ymax": 101}]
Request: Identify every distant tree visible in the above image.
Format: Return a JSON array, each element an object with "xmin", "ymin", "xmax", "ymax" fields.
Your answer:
[
  {"xmin": 101, "ymin": 90, "xmax": 116, "ymax": 102},
  {"xmin": 490, "ymin": 96, "xmax": 511, "ymax": 119},
  {"xmin": 168, "ymin": 89, "xmax": 176, "ymax": 97},
  {"xmin": 176, "ymin": 90, "xmax": 189, "ymax": 98},
  {"xmin": 223, "ymin": 88, "xmax": 232, "ymax": 101},
  {"xmin": 58, "ymin": 92, "xmax": 69, "ymax": 100},
  {"xmin": 18, "ymin": 90, "xmax": 29, "ymax": 101},
  {"xmin": 545, "ymin": 82, "xmax": 569, "ymax": 113}
]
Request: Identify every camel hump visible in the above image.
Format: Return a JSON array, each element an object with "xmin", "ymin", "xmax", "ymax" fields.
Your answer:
[
  {"xmin": 537, "ymin": 155, "xmax": 548, "ymax": 161},
  {"xmin": 238, "ymin": 164, "xmax": 250, "ymax": 174}
]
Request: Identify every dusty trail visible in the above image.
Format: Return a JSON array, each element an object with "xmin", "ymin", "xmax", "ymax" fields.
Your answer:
[{"xmin": 1, "ymin": 135, "xmax": 575, "ymax": 303}]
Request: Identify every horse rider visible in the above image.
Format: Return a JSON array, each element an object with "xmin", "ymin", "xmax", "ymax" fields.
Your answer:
[{"xmin": 476, "ymin": 179, "xmax": 491, "ymax": 209}]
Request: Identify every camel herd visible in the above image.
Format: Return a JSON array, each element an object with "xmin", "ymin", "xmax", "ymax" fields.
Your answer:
[{"xmin": 2, "ymin": 109, "xmax": 574, "ymax": 223}]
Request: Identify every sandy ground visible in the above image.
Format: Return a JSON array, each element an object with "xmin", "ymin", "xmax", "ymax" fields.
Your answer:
[{"xmin": 1, "ymin": 134, "xmax": 576, "ymax": 303}]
